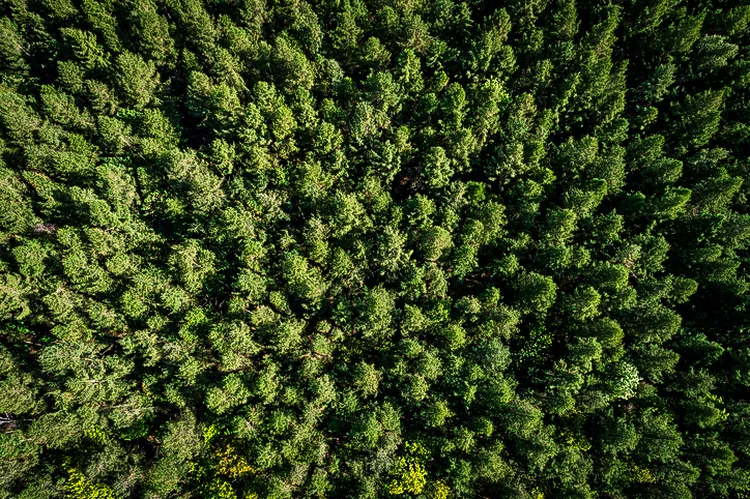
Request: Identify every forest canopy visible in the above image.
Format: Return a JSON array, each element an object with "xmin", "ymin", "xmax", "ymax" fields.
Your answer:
[{"xmin": 1, "ymin": 0, "xmax": 750, "ymax": 498}]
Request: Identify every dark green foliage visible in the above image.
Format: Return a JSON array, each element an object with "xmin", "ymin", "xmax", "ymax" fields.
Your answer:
[{"xmin": 1, "ymin": 0, "xmax": 750, "ymax": 498}]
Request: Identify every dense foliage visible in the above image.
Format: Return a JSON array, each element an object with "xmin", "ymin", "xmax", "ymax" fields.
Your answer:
[{"xmin": 1, "ymin": 0, "xmax": 750, "ymax": 497}]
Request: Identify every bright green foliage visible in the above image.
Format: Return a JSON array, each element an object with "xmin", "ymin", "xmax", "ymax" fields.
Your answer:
[
  {"xmin": 115, "ymin": 52, "xmax": 159, "ymax": 109},
  {"xmin": 1, "ymin": 1, "xmax": 750, "ymax": 498},
  {"xmin": 63, "ymin": 469, "xmax": 117, "ymax": 499},
  {"xmin": 513, "ymin": 272, "xmax": 557, "ymax": 314},
  {"xmin": 423, "ymin": 146, "xmax": 453, "ymax": 190}
]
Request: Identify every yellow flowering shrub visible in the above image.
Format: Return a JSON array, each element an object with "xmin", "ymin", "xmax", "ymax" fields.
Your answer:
[
  {"xmin": 203, "ymin": 424, "xmax": 220, "ymax": 444},
  {"xmin": 560, "ymin": 429, "xmax": 592, "ymax": 452},
  {"xmin": 387, "ymin": 441, "xmax": 431, "ymax": 495},
  {"xmin": 426, "ymin": 480, "xmax": 453, "ymax": 499},
  {"xmin": 559, "ymin": 414, "xmax": 592, "ymax": 453},
  {"xmin": 387, "ymin": 459, "xmax": 427, "ymax": 495},
  {"xmin": 629, "ymin": 464, "xmax": 656, "ymax": 483},
  {"xmin": 404, "ymin": 441, "xmax": 428, "ymax": 460},
  {"xmin": 215, "ymin": 444, "xmax": 255, "ymax": 478},
  {"xmin": 84, "ymin": 426, "xmax": 108, "ymax": 446},
  {"xmin": 206, "ymin": 479, "xmax": 237, "ymax": 499},
  {"xmin": 63, "ymin": 468, "xmax": 118, "ymax": 499}
]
